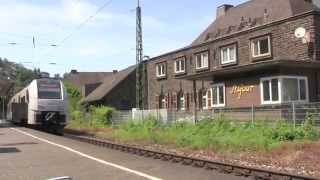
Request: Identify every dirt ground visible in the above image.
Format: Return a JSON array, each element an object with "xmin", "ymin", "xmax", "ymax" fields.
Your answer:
[{"xmin": 65, "ymin": 128, "xmax": 320, "ymax": 178}]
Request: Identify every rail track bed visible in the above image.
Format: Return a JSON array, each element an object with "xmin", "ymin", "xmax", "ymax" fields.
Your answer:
[{"xmin": 64, "ymin": 132, "xmax": 318, "ymax": 180}]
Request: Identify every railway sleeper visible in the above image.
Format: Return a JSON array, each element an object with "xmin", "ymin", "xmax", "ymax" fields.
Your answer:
[
  {"xmin": 252, "ymin": 171, "xmax": 271, "ymax": 180},
  {"xmin": 138, "ymin": 150, "xmax": 147, "ymax": 156},
  {"xmin": 146, "ymin": 152, "xmax": 155, "ymax": 157},
  {"xmin": 205, "ymin": 163, "xmax": 223, "ymax": 170},
  {"xmin": 269, "ymin": 174, "xmax": 291, "ymax": 180},
  {"xmin": 172, "ymin": 157, "xmax": 183, "ymax": 163},
  {"xmin": 154, "ymin": 153, "xmax": 163, "ymax": 159},
  {"xmin": 233, "ymin": 167, "xmax": 251, "ymax": 177},
  {"xmin": 220, "ymin": 165, "xmax": 233, "ymax": 174},
  {"xmin": 192, "ymin": 160, "xmax": 205, "ymax": 168},
  {"xmin": 182, "ymin": 158, "xmax": 193, "ymax": 166},
  {"xmin": 161, "ymin": 155, "xmax": 172, "ymax": 161}
]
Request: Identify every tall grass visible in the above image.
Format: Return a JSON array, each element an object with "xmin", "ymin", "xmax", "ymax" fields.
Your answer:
[
  {"xmin": 113, "ymin": 116, "xmax": 319, "ymax": 152},
  {"xmin": 65, "ymin": 82, "xmax": 114, "ymax": 129}
]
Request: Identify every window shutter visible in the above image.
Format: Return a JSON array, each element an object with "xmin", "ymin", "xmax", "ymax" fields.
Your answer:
[
  {"xmin": 186, "ymin": 93, "xmax": 190, "ymax": 111},
  {"xmin": 173, "ymin": 92, "xmax": 177, "ymax": 111},
  {"xmin": 170, "ymin": 93, "xmax": 175, "ymax": 109},
  {"xmin": 168, "ymin": 92, "xmax": 172, "ymax": 109},
  {"xmin": 166, "ymin": 93, "xmax": 170, "ymax": 109},
  {"xmin": 197, "ymin": 91, "xmax": 201, "ymax": 109},
  {"xmin": 155, "ymin": 95, "xmax": 159, "ymax": 109},
  {"xmin": 202, "ymin": 90, "xmax": 207, "ymax": 109},
  {"xmin": 207, "ymin": 90, "xmax": 212, "ymax": 109}
]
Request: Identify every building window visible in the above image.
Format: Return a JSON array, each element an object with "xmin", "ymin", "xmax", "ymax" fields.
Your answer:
[
  {"xmin": 202, "ymin": 89, "xmax": 212, "ymax": 109},
  {"xmin": 177, "ymin": 92, "xmax": 185, "ymax": 111},
  {"xmin": 260, "ymin": 76, "xmax": 308, "ymax": 105},
  {"xmin": 195, "ymin": 51, "xmax": 209, "ymax": 70},
  {"xmin": 282, "ymin": 78, "xmax": 307, "ymax": 102},
  {"xmin": 251, "ymin": 36, "xmax": 271, "ymax": 58},
  {"xmin": 212, "ymin": 83, "xmax": 225, "ymax": 107},
  {"xmin": 156, "ymin": 63, "xmax": 166, "ymax": 78},
  {"xmin": 221, "ymin": 45, "xmax": 237, "ymax": 65},
  {"xmin": 160, "ymin": 95, "xmax": 166, "ymax": 109},
  {"xmin": 174, "ymin": 57, "xmax": 186, "ymax": 74},
  {"xmin": 261, "ymin": 78, "xmax": 280, "ymax": 104}
]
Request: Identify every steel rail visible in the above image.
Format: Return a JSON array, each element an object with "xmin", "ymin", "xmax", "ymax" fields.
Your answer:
[{"xmin": 64, "ymin": 133, "xmax": 319, "ymax": 180}]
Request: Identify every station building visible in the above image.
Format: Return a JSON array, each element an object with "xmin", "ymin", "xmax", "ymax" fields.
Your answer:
[{"xmin": 146, "ymin": 0, "xmax": 320, "ymax": 111}]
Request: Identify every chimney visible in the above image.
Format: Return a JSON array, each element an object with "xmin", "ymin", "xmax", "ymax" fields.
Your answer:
[
  {"xmin": 113, "ymin": 70, "xmax": 118, "ymax": 74},
  {"xmin": 216, "ymin": 4, "xmax": 234, "ymax": 18}
]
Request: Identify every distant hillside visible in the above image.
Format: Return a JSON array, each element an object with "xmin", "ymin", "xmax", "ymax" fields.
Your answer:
[{"xmin": 0, "ymin": 58, "xmax": 41, "ymax": 93}]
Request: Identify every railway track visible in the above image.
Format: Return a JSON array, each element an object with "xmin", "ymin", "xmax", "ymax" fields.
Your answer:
[{"xmin": 64, "ymin": 132, "xmax": 318, "ymax": 180}]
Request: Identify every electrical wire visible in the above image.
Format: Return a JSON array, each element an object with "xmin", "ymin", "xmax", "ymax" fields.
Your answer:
[
  {"xmin": 40, "ymin": 0, "xmax": 113, "ymax": 58},
  {"xmin": 58, "ymin": 0, "xmax": 113, "ymax": 46}
]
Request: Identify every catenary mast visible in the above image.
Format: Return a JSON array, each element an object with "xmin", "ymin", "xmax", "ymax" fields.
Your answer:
[{"xmin": 136, "ymin": 0, "xmax": 144, "ymax": 109}]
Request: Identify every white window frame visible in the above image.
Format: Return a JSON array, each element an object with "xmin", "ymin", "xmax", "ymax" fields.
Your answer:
[
  {"xmin": 220, "ymin": 45, "xmax": 237, "ymax": 65},
  {"xmin": 251, "ymin": 36, "xmax": 271, "ymax": 58},
  {"xmin": 260, "ymin": 77, "xmax": 281, "ymax": 105},
  {"xmin": 156, "ymin": 63, "xmax": 166, "ymax": 78},
  {"xmin": 202, "ymin": 89, "xmax": 212, "ymax": 110},
  {"xmin": 174, "ymin": 57, "xmax": 186, "ymax": 74},
  {"xmin": 195, "ymin": 51, "xmax": 209, "ymax": 70},
  {"xmin": 212, "ymin": 83, "xmax": 226, "ymax": 107},
  {"xmin": 179, "ymin": 95, "xmax": 185, "ymax": 111},
  {"xmin": 260, "ymin": 76, "xmax": 309, "ymax": 105}
]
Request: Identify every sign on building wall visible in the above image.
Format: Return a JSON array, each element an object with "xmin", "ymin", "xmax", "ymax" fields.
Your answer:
[{"xmin": 231, "ymin": 85, "xmax": 255, "ymax": 99}]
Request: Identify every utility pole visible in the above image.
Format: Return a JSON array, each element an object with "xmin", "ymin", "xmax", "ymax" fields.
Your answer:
[{"xmin": 136, "ymin": 0, "xmax": 144, "ymax": 110}]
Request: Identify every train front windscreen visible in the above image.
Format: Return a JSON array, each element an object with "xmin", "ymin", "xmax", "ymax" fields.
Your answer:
[{"xmin": 37, "ymin": 79, "xmax": 62, "ymax": 99}]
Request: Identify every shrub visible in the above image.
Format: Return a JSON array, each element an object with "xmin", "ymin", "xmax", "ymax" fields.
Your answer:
[
  {"xmin": 89, "ymin": 106, "xmax": 114, "ymax": 128},
  {"xmin": 113, "ymin": 115, "xmax": 319, "ymax": 152}
]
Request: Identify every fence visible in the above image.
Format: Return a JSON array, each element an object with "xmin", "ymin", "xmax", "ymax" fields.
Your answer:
[{"xmin": 110, "ymin": 102, "xmax": 320, "ymax": 127}]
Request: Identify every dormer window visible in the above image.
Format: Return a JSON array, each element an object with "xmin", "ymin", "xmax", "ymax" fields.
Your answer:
[
  {"xmin": 174, "ymin": 57, "xmax": 186, "ymax": 74},
  {"xmin": 195, "ymin": 51, "xmax": 209, "ymax": 70},
  {"xmin": 156, "ymin": 62, "xmax": 166, "ymax": 78},
  {"xmin": 251, "ymin": 36, "xmax": 271, "ymax": 58},
  {"xmin": 221, "ymin": 44, "xmax": 237, "ymax": 65}
]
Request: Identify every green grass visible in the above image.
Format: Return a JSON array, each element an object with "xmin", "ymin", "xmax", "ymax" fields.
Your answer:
[
  {"xmin": 65, "ymin": 83, "xmax": 319, "ymax": 152},
  {"xmin": 112, "ymin": 116, "xmax": 319, "ymax": 152},
  {"xmin": 67, "ymin": 106, "xmax": 114, "ymax": 129},
  {"xmin": 64, "ymin": 82, "xmax": 114, "ymax": 129}
]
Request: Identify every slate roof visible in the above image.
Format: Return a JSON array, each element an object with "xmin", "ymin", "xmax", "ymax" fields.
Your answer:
[
  {"xmin": 64, "ymin": 72, "xmax": 113, "ymax": 89},
  {"xmin": 192, "ymin": 0, "xmax": 320, "ymax": 45},
  {"xmin": 81, "ymin": 65, "xmax": 136, "ymax": 103}
]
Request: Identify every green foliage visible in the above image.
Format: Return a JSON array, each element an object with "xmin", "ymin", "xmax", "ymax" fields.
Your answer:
[
  {"xmin": 0, "ymin": 57, "xmax": 41, "ymax": 94},
  {"xmin": 15, "ymin": 66, "xmax": 41, "ymax": 90},
  {"xmin": 113, "ymin": 116, "xmax": 319, "ymax": 152},
  {"xmin": 89, "ymin": 106, "xmax": 114, "ymax": 127},
  {"xmin": 64, "ymin": 82, "xmax": 82, "ymax": 112}
]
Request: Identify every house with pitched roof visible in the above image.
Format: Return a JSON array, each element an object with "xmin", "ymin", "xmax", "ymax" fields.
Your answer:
[
  {"xmin": 146, "ymin": 0, "xmax": 320, "ymax": 111},
  {"xmin": 64, "ymin": 70, "xmax": 114, "ymax": 97},
  {"xmin": 81, "ymin": 66, "xmax": 136, "ymax": 110}
]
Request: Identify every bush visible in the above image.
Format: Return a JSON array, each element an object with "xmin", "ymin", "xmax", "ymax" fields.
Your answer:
[
  {"xmin": 113, "ymin": 116, "xmax": 319, "ymax": 152},
  {"xmin": 89, "ymin": 106, "xmax": 114, "ymax": 128}
]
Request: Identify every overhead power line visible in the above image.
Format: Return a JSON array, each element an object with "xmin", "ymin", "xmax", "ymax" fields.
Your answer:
[
  {"xmin": 40, "ymin": 0, "xmax": 113, "ymax": 58},
  {"xmin": 59, "ymin": 0, "xmax": 113, "ymax": 45}
]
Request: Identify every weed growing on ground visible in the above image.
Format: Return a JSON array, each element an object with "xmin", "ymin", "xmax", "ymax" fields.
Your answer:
[{"xmin": 112, "ymin": 116, "xmax": 319, "ymax": 152}]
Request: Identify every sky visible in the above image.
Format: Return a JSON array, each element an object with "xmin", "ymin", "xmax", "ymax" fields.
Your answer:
[{"xmin": 0, "ymin": 0, "xmax": 247, "ymax": 76}]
